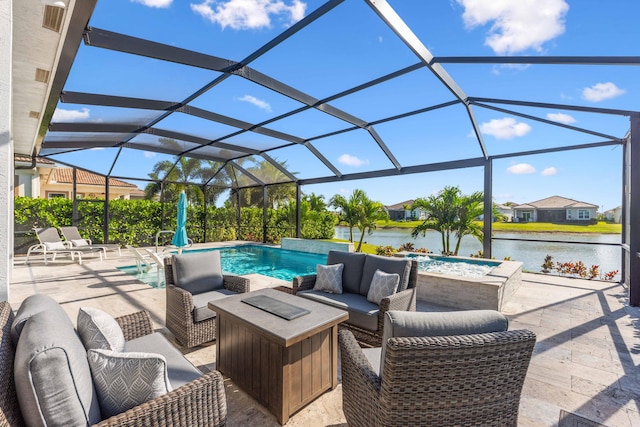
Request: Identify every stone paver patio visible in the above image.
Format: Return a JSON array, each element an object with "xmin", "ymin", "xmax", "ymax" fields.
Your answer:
[{"xmin": 9, "ymin": 244, "xmax": 640, "ymax": 426}]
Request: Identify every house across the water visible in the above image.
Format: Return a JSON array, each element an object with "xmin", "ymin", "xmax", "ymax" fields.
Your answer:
[{"xmin": 512, "ymin": 196, "xmax": 598, "ymax": 224}]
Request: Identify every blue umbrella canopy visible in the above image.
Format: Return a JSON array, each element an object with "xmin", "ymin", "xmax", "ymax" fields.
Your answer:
[{"xmin": 172, "ymin": 191, "xmax": 188, "ymax": 249}]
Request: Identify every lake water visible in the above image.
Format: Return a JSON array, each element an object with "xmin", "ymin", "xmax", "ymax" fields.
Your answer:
[{"xmin": 334, "ymin": 227, "xmax": 622, "ymax": 278}]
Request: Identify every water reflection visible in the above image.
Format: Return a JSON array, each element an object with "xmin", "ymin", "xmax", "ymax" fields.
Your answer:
[{"xmin": 335, "ymin": 227, "xmax": 621, "ymax": 278}]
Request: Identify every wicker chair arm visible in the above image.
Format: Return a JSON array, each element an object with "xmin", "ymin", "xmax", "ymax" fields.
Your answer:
[
  {"xmin": 115, "ymin": 310, "xmax": 154, "ymax": 341},
  {"xmin": 338, "ymin": 329, "xmax": 381, "ymax": 427},
  {"xmin": 223, "ymin": 274, "xmax": 250, "ymax": 293},
  {"xmin": 166, "ymin": 284, "xmax": 194, "ymax": 314},
  {"xmin": 376, "ymin": 288, "xmax": 416, "ymax": 334},
  {"xmin": 93, "ymin": 370, "xmax": 227, "ymax": 427},
  {"xmin": 292, "ymin": 274, "xmax": 317, "ymax": 294}
]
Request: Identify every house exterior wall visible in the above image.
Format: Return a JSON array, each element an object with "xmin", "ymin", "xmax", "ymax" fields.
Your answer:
[
  {"xmin": 39, "ymin": 181, "xmax": 133, "ymax": 200},
  {"xmin": 565, "ymin": 208, "xmax": 597, "ymax": 221}
]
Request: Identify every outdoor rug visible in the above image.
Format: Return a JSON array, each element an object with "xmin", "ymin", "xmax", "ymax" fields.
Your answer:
[{"xmin": 559, "ymin": 410, "xmax": 609, "ymax": 427}]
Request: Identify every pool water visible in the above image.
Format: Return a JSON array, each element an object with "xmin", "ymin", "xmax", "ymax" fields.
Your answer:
[
  {"xmin": 408, "ymin": 254, "xmax": 500, "ymax": 278},
  {"xmin": 118, "ymin": 245, "xmax": 327, "ymax": 288}
]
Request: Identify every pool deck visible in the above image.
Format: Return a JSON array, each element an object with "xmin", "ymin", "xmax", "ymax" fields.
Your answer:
[{"xmin": 9, "ymin": 241, "xmax": 640, "ymax": 426}]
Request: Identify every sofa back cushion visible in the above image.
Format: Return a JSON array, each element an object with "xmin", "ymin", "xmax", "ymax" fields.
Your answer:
[
  {"xmin": 172, "ymin": 251, "xmax": 224, "ymax": 295},
  {"xmin": 327, "ymin": 251, "xmax": 366, "ymax": 294},
  {"xmin": 0, "ymin": 301, "xmax": 24, "ymax": 427},
  {"xmin": 380, "ymin": 310, "xmax": 509, "ymax": 376},
  {"xmin": 359, "ymin": 255, "xmax": 411, "ymax": 296},
  {"xmin": 11, "ymin": 293, "xmax": 71, "ymax": 344},
  {"xmin": 14, "ymin": 310, "xmax": 102, "ymax": 427}
]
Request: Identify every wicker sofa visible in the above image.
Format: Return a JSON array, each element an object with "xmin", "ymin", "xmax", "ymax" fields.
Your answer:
[
  {"xmin": 292, "ymin": 250, "xmax": 418, "ymax": 347},
  {"xmin": 0, "ymin": 295, "xmax": 227, "ymax": 427}
]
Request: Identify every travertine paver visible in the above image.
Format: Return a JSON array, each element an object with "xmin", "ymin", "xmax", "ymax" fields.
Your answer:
[{"xmin": 9, "ymin": 244, "xmax": 640, "ymax": 427}]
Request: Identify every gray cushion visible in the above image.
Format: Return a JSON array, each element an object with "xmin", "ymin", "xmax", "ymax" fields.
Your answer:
[
  {"xmin": 14, "ymin": 310, "xmax": 102, "ymax": 427},
  {"xmin": 366, "ymin": 269, "xmax": 400, "ymax": 305},
  {"xmin": 191, "ymin": 289, "xmax": 236, "ymax": 322},
  {"xmin": 380, "ymin": 310, "xmax": 509, "ymax": 376},
  {"xmin": 77, "ymin": 307, "xmax": 126, "ymax": 352},
  {"xmin": 88, "ymin": 349, "xmax": 172, "ymax": 418},
  {"xmin": 44, "ymin": 241, "xmax": 66, "ymax": 251},
  {"xmin": 327, "ymin": 251, "xmax": 366, "ymax": 295},
  {"xmin": 362, "ymin": 347, "xmax": 382, "ymax": 377},
  {"xmin": 172, "ymin": 251, "xmax": 224, "ymax": 295},
  {"xmin": 359, "ymin": 255, "xmax": 411, "ymax": 296},
  {"xmin": 313, "ymin": 263, "xmax": 344, "ymax": 294},
  {"xmin": 11, "ymin": 293, "xmax": 71, "ymax": 344},
  {"xmin": 125, "ymin": 332, "xmax": 202, "ymax": 389},
  {"xmin": 298, "ymin": 290, "xmax": 379, "ymax": 331}
]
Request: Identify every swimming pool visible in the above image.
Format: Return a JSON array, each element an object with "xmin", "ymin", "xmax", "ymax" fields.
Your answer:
[{"xmin": 119, "ymin": 245, "xmax": 328, "ymax": 288}]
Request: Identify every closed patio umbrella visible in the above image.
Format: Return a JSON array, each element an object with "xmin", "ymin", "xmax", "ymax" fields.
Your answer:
[{"xmin": 172, "ymin": 191, "xmax": 188, "ymax": 254}]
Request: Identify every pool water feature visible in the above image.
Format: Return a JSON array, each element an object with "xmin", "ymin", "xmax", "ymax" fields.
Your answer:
[
  {"xmin": 409, "ymin": 254, "xmax": 500, "ymax": 278},
  {"xmin": 118, "ymin": 245, "xmax": 327, "ymax": 288},
  {"xmin": 405, "ymin": 253, "xmax": 523, "ymax": 311}
]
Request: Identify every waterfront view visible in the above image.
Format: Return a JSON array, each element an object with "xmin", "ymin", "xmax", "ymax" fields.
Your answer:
[{"xmin": 335, "ymin": 226, "xmax": 622, "ymax": 278}]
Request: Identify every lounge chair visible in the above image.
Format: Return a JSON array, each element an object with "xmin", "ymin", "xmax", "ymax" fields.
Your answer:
[
  {"xmin": 59, "ymin": 226, "xmax": 122, "ymax": 257},
  {"xmin": 339, "ymin": 310, "xmax": 536, "ymax": 427},
  {"xmin": 26, "ymin": 227, "xmax": 104, "ymax": 265}
]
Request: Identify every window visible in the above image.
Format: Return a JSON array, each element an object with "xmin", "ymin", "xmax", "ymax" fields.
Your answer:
[
  {"xmin": 578, "ymin": 210, "xmax": 590, "ymax": 220},
  {"xmin": 567, "ymin": 210, "xmax": 572, "ymax": 219},
  {"xmin": 47, "ymin": 192, "xmax": 67, "ymax": 199}
]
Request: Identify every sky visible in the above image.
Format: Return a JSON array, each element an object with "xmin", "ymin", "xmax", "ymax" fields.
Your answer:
[{"xmin": 45, "ymin": 0, "xmax": 640, "ymax": 211}]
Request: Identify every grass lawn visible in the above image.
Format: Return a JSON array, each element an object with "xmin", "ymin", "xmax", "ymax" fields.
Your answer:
[{"xmin": 373, "ymin": 220, "xmax": 621, "ymax": 234}]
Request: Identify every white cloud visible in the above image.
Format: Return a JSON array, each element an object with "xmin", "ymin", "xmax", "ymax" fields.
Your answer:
[
  {"xmin": 457, "ymin": 0, "xmax": 569, "ymax": 55},
  {"xmin": 338, "ymin": 154, "xmax": 369, "ymax": 167},
  {"xmin": 507, "ymin": 163, "xmax": 536, "ymax": 174},
  {"xmin": 191, "ymin": 0, "xmax": 306, "ymax": 30},
  {"xmin": 144, "ymin": 151, "xmax": 157, "ymax": 158},
  {"xmin": 582, "ymin": 82, "xmax": 625, "ymax": 102},
  {"xmin": 131, "ymin": 0, "xmax": 172, "ymax": 7},
  {"xmin": 541, "ymin": 167, "xmax": 557, "ymax": 176},
  {"xmin": 51, "ymin": 108, "xmax": 90, "ymax": 122},
  {"xmin": 546, "ymin": 112, "xmax": 576, "ymax": 124},
  {"xmin": 237, "ymin": 95, "xmax": 272, "ymax": 112},
  {"xmin": 480, "ymin": 117, "xmax": 531, "ymax": 139}
]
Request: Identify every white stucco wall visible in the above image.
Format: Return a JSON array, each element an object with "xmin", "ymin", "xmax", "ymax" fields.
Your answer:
[{"xmin": 0, "ymin": 0, "xmax": 12, "ymax": 301}]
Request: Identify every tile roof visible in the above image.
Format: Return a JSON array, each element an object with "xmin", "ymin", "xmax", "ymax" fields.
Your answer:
[
  {"xmin": 513, "ymin": 195, "xmax": 598, "ymax": 209},
  {"xmin": 385, "ymin": 200, "xmax": 415, "ymax": 210},
  {"xmin": 14, "ymin": 155, "xmax": 55, "ymax": 165},
  {"xmin": 51, "ymin": 168, "xmax": 138, "ymax": 188}
]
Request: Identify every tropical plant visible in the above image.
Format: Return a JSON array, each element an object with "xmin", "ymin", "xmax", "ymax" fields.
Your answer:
[
  {"xmin": 305, "ymin": 193, "xmax": 327, "ymax": 212},
  {"xmin": 375, "ymin": 245, "xmax": 396, "ymax": 256},
  {"xmin": 353, "ymin": 192, "xmax": 389, "ymax": 252},
  {"xmin": 228, "ymin": 158, "xmax": 297, "ymax": 209},
  {"xmin": 330, "ymin": 190, "xmax": 365, "ymax": 243},
  {"xmin": 144, "ymin": 152, "xmax": 205, "ymax": 204},
  {"xmin": 411, "ymin": 186, "xmax": 485, "ymax": 256}
]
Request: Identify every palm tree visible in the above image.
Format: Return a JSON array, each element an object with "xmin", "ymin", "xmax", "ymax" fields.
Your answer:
[
  {"xmin": 353, "ymin": 193, "xmax": 388, "ymax": 252},
  {"xmin": 305, "ymin": 193, "xmax": 327, "ymax": 212},
  {"xmin": 144, "ymin": 150, "xmax": 204, "ymax": 204},
  {"xmin": 228, "ymin": 158, "xmax": 297, "ymax": 208},
  {"xmin": 412, "ymin": 186, "xmax": 487, "ymax": 256},
  {"xmin": 330, "ymin": 190, "xmax": 365, "ymax": 242}
]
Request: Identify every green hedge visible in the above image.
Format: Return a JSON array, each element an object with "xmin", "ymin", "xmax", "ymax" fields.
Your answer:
[{"xmin": 14, "ymin": 197, "xmax": 335, "ymax": 252}]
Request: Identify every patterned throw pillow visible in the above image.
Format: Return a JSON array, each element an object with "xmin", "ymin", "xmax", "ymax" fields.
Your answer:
[
  {"xmin": 367, "ymin": 269, "xmax": 400, "ymax": 305},
  {"xmin": 44, "ymin": 241, "xmax": 66, "ymax": 251},
  {"xmin": 71, "ymin": 239, "xmax": 89, "ymax": 247},
  {"xmin": 77, "ymin": 307, "xmax": 126, "ymax": 352},
  {"xmin": 88, "ymin": 349, "xmax": 172, "ymax": 418},
  {"xmin": 313, "ymin": 263, "xmax": 344, "ymax": 294}
]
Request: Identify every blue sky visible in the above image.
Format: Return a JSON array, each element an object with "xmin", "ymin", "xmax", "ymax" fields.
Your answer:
[{"xmin": 47, "ymin": 0, "xmax": 640, "ymax": 211}]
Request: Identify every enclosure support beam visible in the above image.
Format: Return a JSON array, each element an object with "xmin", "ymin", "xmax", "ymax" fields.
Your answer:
[
  {"xmin": 72, "ymin": 168, "xmax": 78, "ymax": 225},
  {"xmin": 103, "ymin": 179, "xmax": 109, "ymax": 243},
  {"xmin": 202, "ymin": 186, "xmax": 207, "ymax": 243},
  {"xmin": 262, "ymin": 187, "xmax": 268, "ymax": 244},
  {"xmin": 296, "ymin": 185, "xmax": 301, "ymax": 238},
  {"xmin": 628, "ymin": 114, "xmax": 640, "ymax": 306},
  {"xmin": 236, "ymin": 190, "xmax": 241, "ymax": 239},
  {"xmin": 483, "ymin": 159, "xmax": 492, "ymax": 259}
]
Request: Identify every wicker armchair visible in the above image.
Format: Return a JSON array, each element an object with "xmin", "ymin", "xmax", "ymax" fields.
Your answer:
[
  {"xmin": 0, "ymin": 300, "xmax": 227, "ymax": 427},
  {"xmin": 339, "ymin": 311, "xmax": 536, "ymax": 427},
  {"xmin": 164, "ymin": 251, "xmax": 250, "ymax": 348}
]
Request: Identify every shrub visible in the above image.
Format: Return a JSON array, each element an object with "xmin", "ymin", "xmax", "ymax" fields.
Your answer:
[{"xmin": 375, "ymin": 245, "xmax": 396, "ymax": 256}]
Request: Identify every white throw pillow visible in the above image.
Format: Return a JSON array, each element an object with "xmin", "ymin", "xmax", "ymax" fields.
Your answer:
[
  {"xmin": 71, "ymin": 238, "xmax": 89, "ymax": 247},
  {"xmin": 77, "ymin": 307, "xmax": 126, "ymax": 352},
  {"xmin": 88, "ymin": 349, "xmax": 172, "ymax": 418},
  {"xmin": 367, "ymin": 269, "xmax": 400, "ymax": 305},
  {"xmin": 44, "ymin": 241, "xmax": 66, "ymax": 251},
  {"xmin": 313, "ymin": 263, "xmax": 344, "ymax": 294}
]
